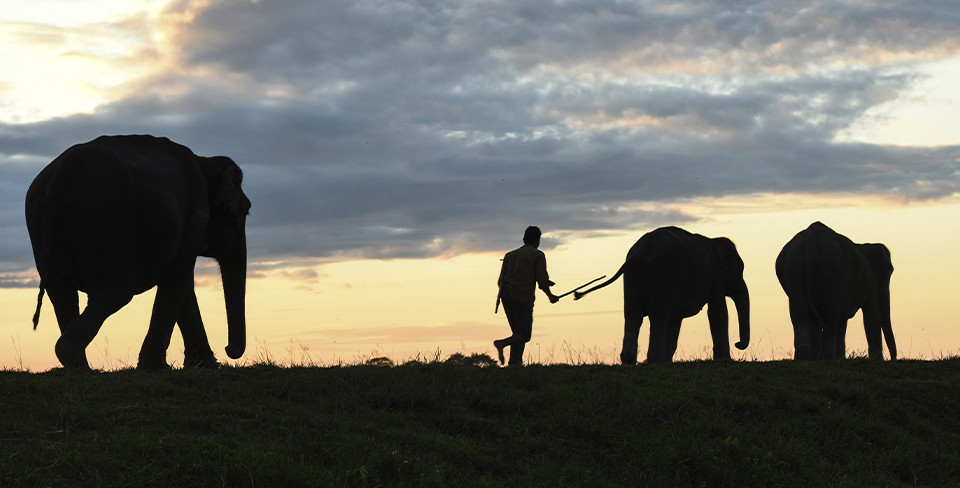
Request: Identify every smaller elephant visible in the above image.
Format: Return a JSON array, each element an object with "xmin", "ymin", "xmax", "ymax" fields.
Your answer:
[
  {"xmin": 574, "ymin": 227, "xmax": 750, "ymax": 364},
  {"xmin": 775, "ymin": 222, "xmax": 896, "ymax": 360}
]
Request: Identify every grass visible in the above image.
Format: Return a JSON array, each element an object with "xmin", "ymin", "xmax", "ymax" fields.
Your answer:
[{"xmin": 2, "ymin": 356, "xmax": 960, "ymax": 487}]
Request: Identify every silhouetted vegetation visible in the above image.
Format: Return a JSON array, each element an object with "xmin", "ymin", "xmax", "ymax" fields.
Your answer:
[
  {"xmin": 442, "ymin": 352, "xmax": 498, "ymax": 367},
  {"xmin": 363, "ymin": 356, "xmax": 395, "ymax": 367},
  {"xmin": 3, "ymin": 357, "xmax": 960, "ymax": 486}
]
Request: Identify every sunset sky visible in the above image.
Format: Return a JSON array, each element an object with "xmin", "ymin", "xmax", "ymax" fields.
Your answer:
[{"xmin": 1, "ymin": 0, "xmax": 959, "ymax": 370}]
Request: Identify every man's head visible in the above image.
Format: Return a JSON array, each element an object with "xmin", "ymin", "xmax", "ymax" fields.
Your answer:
[{"xmin": 523, "ymin": 226, "xmax": 542, "ymax": 247}]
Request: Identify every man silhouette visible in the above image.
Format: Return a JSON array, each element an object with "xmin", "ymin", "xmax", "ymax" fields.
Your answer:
[{"xmin": 494, "ymin": 226, "xmax": 559, "ymax": 366}]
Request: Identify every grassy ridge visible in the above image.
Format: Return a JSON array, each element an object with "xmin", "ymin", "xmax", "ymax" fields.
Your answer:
[{"xmin": 2, "ymin": 358, "xmax": 960, "ymax": 487}]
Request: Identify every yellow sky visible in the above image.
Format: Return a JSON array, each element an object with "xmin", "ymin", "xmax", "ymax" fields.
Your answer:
[
  {"xmin": 6, "ymin": 192, "xmax": 960, "ymax": 370},
  {"xmin": 836, "ymin": 57, "xmax": 960, "ymax": 147},
  {"xmin": 0, "ymin": 0, "xmax": 166, "ymax": 123},
  {"xmin": 2, "ymin": 2, "xmax": 960, "ymax": 370}
]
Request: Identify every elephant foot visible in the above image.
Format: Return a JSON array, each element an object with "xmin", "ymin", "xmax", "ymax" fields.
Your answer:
[
  {"xmin": 55, "ymin": 337, "xmax": 90, "ymax": 369},
  {"xmin": 645, "ymin": 357, "xmax": 672, "ymax": 365},
  {"xmin": 712, "ymin": 349, "xmax": 733, "ymax": 361},
  {"xmin": 184, "ymin": 353, "xmax": 220, "ymax": 369},
  {"xmin": 136, "ymin": 356, "xmax": 172, "ymax": 371},
  {"xmin": 620, "ymin": 350, "xmax": 638, "ymax": 365}
]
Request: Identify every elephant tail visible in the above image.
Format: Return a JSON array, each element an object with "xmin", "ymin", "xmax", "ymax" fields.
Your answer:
[
  {"xmin": 32, "ymin": 285, "xmax": 44, "ymax": 330},
  {"xmin": 573, "ymin": 263, "xmax": 626, "ymax": 300}
]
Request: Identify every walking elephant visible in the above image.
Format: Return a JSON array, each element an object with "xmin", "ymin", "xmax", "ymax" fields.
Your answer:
[
  {"xmin": 574, "ymin": 227, "xmax": 750, "ymax": 364},
  {"xmin": 775, "ymin": 222, "xmax": 896, "ymax": 360},
  {"xmin": 25, "ymin": 134, "xmax": 251, "ymax": 370}
]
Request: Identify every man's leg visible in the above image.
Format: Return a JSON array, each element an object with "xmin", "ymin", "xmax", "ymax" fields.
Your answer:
[
  {"xmin": 495, "ymin": 295, "xmax": 521, "ymax": 364},
  {"xmin": 493, "ymin": 338, "xmax": 507, "ymax": 365},
  {"xmin": 508, "ymin": 338, "xmax": 527, "ymax": 365},
  {"xmin": 500, "ymin": 294, "xmax": 532, "ymax": 366}
]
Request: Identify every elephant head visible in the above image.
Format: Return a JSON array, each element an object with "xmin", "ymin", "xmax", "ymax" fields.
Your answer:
[
  {"xmin": 712, "ymin": 237, "xmax": 751, "ymax": 351},
  {"xmin": 198, "ymin": 156, "xmax": 251, "ymax": 360},
  {"xmin": 858, "ymin": 243, "xmax": 896, "ymax": 360}
]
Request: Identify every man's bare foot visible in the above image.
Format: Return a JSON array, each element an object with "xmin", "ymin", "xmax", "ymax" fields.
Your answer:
[{"xmin": 493, "ymin": 340, "xmax": 506, "ymax": 365}]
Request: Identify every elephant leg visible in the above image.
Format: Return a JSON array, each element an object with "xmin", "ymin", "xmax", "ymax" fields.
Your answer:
[
  {"xmin": 838, "ymin": 319, "xmax": 851, "ymax": 359},
  {"xmin": 789, "ymin": 298, "xmax": 814, "ymax": 360},
  {"xmin": 664, "ymin": 317, "xmax": 683, "ymax": 362},
  {"xmin": 178, "ymin": 289, "xmax": 218, "ymax": 368},
  {"xmin": 645, "ymin": 316, "xmax": 671, "ymax": 364},
  {"xmin": 55, "ymin": 292, "xmax": 132, "ymax": 369},
  {"xmin": 620, "ymin": 300, "xmax": 643, "ymax": 365},
  {"xmin": 44, "ymin": 283, "xmax": 79, "ymax": 334},
  {"xmin": 138, "ymin": 281, "xmax": 191, "ymax": 370},
  {"xmin": 707, "ymin": 299, "xmax": 732, "ymax": 360},
  {"xmin": 820, "ymin": 319, "xmax": 842, "ymax": 360},
  {"xmin": 809, "ymin": 325, "xmax": 823, "ymax": 360},
  {"xmin": 620, "ymin": 320, "xmax": 642, "ymax": 365}
]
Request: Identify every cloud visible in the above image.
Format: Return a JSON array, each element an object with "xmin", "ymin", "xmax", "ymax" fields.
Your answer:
[
  {"xmin": 0, "ymin": 274, "xmax": 39, "ymax": 289},
  {"xmin": 1, "ymin": 0, "xmax": 959, "ymax": 281}
]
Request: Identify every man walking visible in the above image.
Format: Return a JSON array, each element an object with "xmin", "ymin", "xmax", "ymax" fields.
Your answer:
[{"xmin": 494, "ymin": 226, "xmax": 559, "ymax": 366}]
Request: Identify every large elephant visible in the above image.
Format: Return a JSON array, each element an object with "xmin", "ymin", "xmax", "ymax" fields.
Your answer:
[
  {"xmin": 775, "ymin": 221, "xmax": 896, "ymax": 360},
  {"xmin": 574, "ymin": 227, "xmax": 750, "ymax": 364},
  {"xmin": 25, "ymin": 134, "xmax": 251, "ymax": 370}
]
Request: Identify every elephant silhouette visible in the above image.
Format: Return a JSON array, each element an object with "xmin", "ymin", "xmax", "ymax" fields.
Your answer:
[
  {"xmin": 574, "ymin": 227, "xmax": 750, "ymax": 364},
  {"xmin": 776, "ymin": 222, "xmax": 896, "ymax": 360},
  {"xmin": 26, "ymin": 135, "xmax": 251, "ymax": 370}
]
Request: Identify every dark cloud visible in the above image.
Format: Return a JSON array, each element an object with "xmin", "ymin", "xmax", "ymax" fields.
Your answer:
[{"xmin": 1, "ymin": 0, "xmax": 958, "ymax": 283}]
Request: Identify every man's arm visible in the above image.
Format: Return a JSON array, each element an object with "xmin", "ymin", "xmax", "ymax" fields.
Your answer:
[
  {"xmin": 495, "ymin": 257, "xmax": 506, "ymax": 313},
  {"xmin": 536, "ymin": 252, "xmax": 560, "ymax": 303},
  {"xmin": 541, "ymin": 284, "xmax": 559, "ymax": 303}
]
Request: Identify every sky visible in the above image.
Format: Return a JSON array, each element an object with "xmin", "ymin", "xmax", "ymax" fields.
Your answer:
[{"xmin": 1, "ymin": 0, "xmax": 959, "ymax": 370}]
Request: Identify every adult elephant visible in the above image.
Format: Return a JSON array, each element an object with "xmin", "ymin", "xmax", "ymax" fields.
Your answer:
[
  {"xmin": 25, "ymin": 135, "xmax": 251, "ymax": 370},
  {"xmin": 574, "ymin": 227, "xmax": 750, "ymax": 364},
  {"xmin": 775, "ymin": 222, "xmax": 896, "ymax": 361}
]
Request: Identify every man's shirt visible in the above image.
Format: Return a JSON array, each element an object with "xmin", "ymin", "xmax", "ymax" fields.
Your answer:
[{"xmin": 498, "ymin": 244, "xmax": 553, "ymax": 306}]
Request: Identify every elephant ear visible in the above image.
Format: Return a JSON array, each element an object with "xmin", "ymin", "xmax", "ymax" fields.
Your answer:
[
  {"xmin": 209, "ymin": 157, "xmax": 251, "ymax": 224},
  {"xmin": 711, "ymin": 237, "xmax": 743, "ymax": 273},
  {"xmin": 860, "ymin": 243, "xmax": 893, "ymax": 277},
  {"xmin": 711, "ymin": 237, "xmax": 747, "ymax": 297}
]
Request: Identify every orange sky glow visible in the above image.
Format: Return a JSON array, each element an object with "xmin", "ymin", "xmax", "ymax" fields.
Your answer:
[{"xmin": 1, "ymin": 1, "xmax": 959, "ymax": 370}]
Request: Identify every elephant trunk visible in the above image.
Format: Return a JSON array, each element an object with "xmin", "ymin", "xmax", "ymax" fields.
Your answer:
[
  {"xmin": 220, "ymin": 239, "xmax": 247, "ymax": 360},
  {"xmin": 879, "ymin": 287, "xmax": 896, "ymax": 360},
  {"xmin": 731, "ymin": 281, "xmax": 750, "ymax": 350}
]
